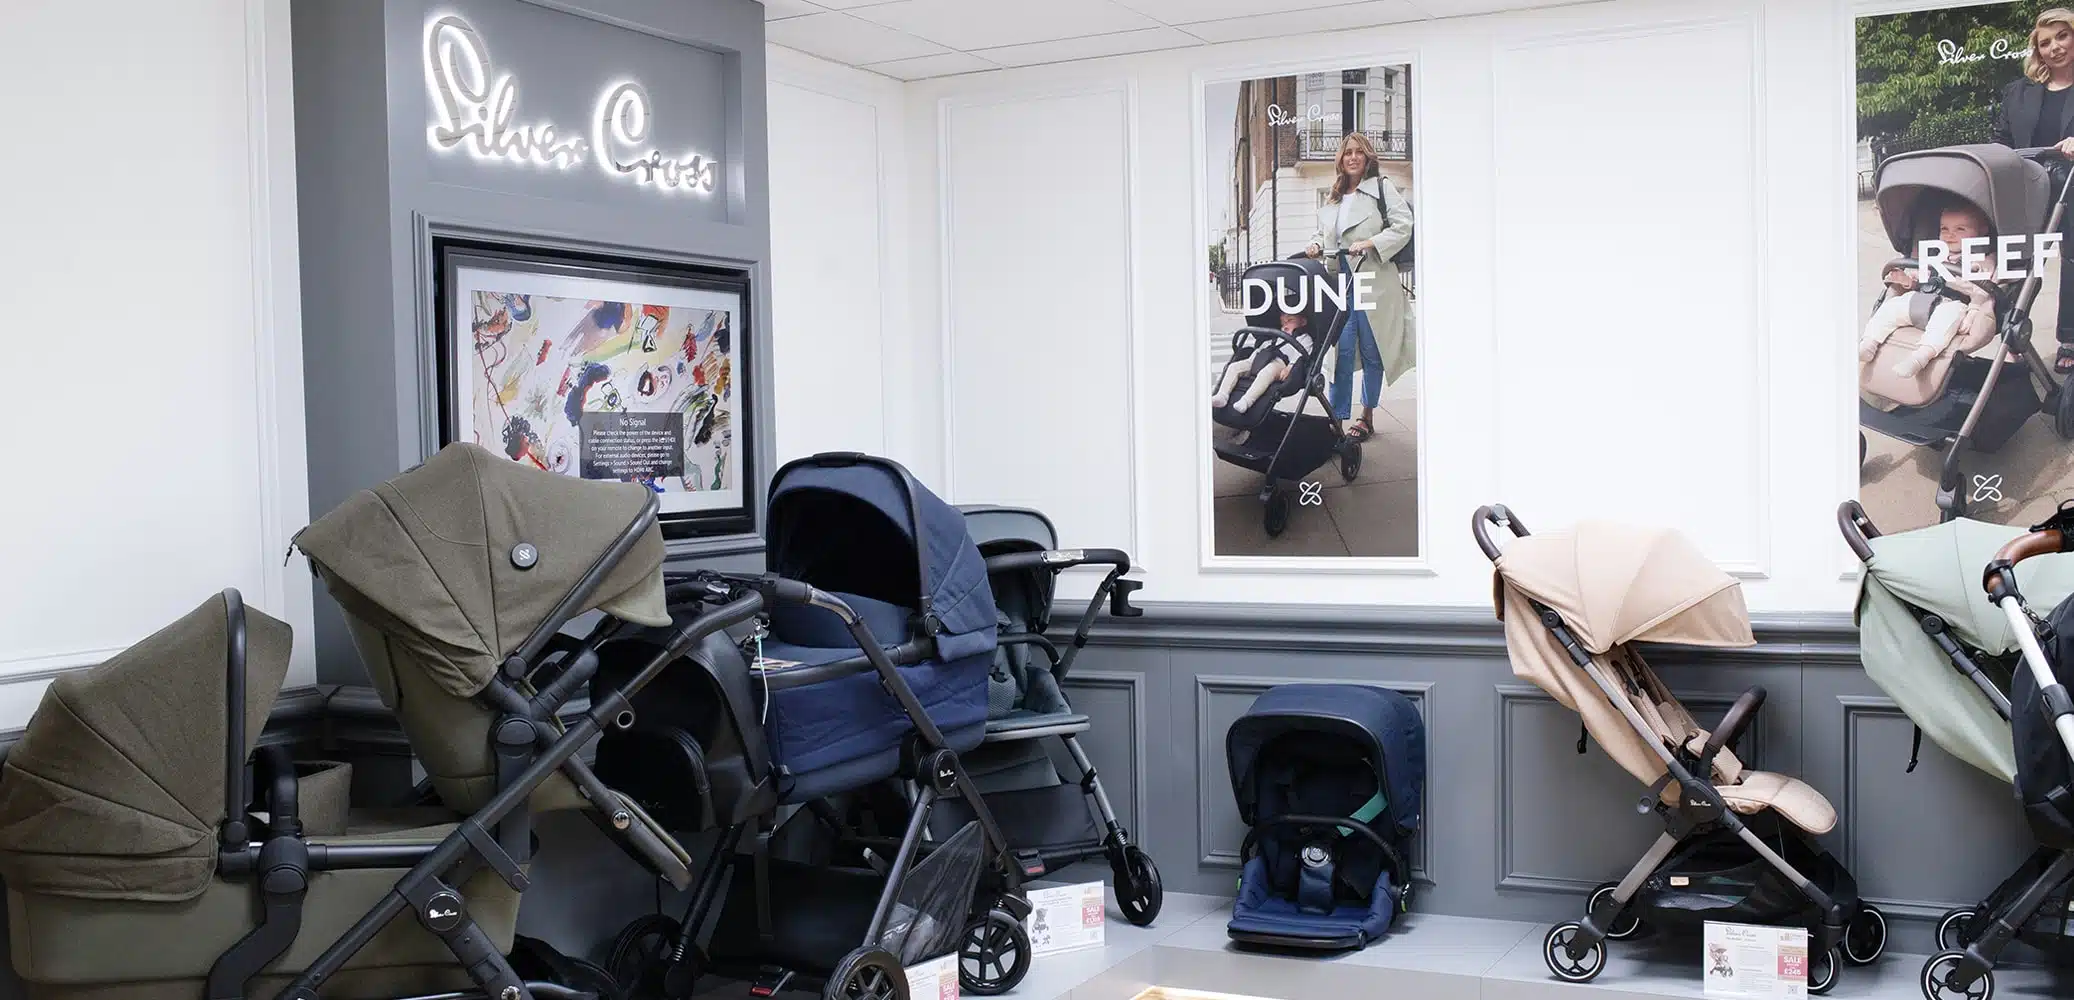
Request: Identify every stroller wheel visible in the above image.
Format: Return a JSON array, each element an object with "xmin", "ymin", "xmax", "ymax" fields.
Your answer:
[
  {"xmin": 1586, "ymin": 883, "xmax": 1643, "ymax": 940},
  {"xmin": 2057, "ymin": 380, "xmax": 2074, "ymax": 439},
  {"xmin": 1339, "ymin": 442, "xmax": 1363, "ymax": 483},
  {"xmin": 825, "ymin": 946, "xmax": 908, "ymax": 1000},
  {"xmin": 606, "ymin": 913, "xmax": 683, "ymax": 999},
  {"xmin": 1541, "ymin": 922, "xmax": 1605, "ymax": 984},
  {"xmin": 1112, "ymin": 844, "xmax": 1164, "ymax": 927},
  {"xmin": 1808, "ymin": 946, "xmax": 1842, "ymax": 995},
  {"xmin": 1936, "ymin": 906, "xmax": 1981, "ymax": 952},
  {"xmin": 959, "ymin": 908, "xmax": 1032, "ymax": 996},
  {"xmin": 1264, "ymin": 491, "xmax": 1293, "ymax": 537},
  {"xmin": 1921, "ymin": 951, "xmax": 1994, "ymax": 1000},
  {"xmin": 1844, "ymin": 904, "xmax": 1889, "ymax": 965}
]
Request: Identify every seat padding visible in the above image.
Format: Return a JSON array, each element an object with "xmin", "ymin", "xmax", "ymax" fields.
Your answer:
[{"xmin": 1719, "ymin": 771, "xmax": 1838, "ymax": 836}]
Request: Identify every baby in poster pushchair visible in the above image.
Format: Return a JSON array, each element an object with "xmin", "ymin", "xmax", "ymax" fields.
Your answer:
[
  {"xmin": 1858, "ymin": 198, "xmax": 2002, "ymax": 380},
  {"xmin": 1211, "ymin": 309, "xmax": 1315, "ymax": 415}
]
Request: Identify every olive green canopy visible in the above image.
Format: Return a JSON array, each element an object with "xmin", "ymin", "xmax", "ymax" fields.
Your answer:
[
  {"xmin": 294, "ymin": 442, "xmax": 670, "ymax": 702},
  {"xmin": 294, "ymin": 442, "xmax": 670, "ymax": 813},
  {"xmin": 0, "ymin": 593, "xmax": 291, "ymax": 902}
]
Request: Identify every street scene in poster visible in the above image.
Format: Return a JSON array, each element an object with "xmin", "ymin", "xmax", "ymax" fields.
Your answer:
[
  {"xmin": 1202, "ymin": 63, "xmax": 1421, "ymax": 559},
  {"xmin": 1856, "ymin": 3, "xmax": 2074, "ymax": 532},
  {"xmin": 451, "ymin": 267, "xmax": 741, "ymax": 515}
]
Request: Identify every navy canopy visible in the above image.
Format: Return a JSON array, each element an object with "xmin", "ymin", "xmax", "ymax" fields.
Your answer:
[
  {"xmin": 1227, "ymin": 684, "xmax": 1425, "ymax": 839},
  {"xmin": 767, "ymin": 455, "xmax": 997, "ymax": 664}
]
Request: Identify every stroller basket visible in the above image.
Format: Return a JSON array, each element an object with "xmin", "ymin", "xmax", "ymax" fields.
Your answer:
[{"xmin": 879, "ymin": 820, "xmax": 987, "ymax": 966}]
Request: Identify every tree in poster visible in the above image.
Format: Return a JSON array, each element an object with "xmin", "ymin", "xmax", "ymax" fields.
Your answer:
[{"xmin": 1857, "ymin": 3, "xmax": 2041, "ymax": 160}]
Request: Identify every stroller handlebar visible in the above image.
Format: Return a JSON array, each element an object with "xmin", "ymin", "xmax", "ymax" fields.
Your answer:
[
  {"xmin": 1984, "ymin": 529, "xmax": 2070, "ymax": 603},
  {"xmin": 1836, "ymin": 501, "xmax": 1879, "ymax": 562},
  {"xmin": 1472, "ymin": 505, "xmax": 1530, "ymax": 562}
]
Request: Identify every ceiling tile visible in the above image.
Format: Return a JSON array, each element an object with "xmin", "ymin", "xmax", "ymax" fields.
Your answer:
[
  {"xmin": 976, "ymin": 26, "xmax": 1203, "ymax": 68},
  {"xmin": 809, "ymin": 0, "xmax": 910, "ymax": 8},
  {"xmin": 762, "ymin": 0, "xmax": 828, "ymax": 19},
  {"xmin": 866, "ymin": 51, "xmax": 1002, "ymax": 80},
  {"xmin": 1407, "ymin": 0, "xmax": 1583, "ymax": 15},
  {"xmin": 1113, "ymin": 0, "xmax": 1329, "ymax": 22},
  {"xmin": 1184, "ymin": 0, "xmax": 1424, "ymax": 44},
  {"xmin": 851, "ymin": 0, "xmax": 1161, "ymax": 51},
  {"xmin": 766, "ymin": 11, "xmax": 949, "ymax": 65}
]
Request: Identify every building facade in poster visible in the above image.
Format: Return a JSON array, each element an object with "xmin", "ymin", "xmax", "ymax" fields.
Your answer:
[
  {"xmin": 1857, "ymin": 3, "xmax": 2074, "ymax": 531},
  {"xmin": 1201, "ymin": 63, "xmax": 1422, "ymax": 561}
]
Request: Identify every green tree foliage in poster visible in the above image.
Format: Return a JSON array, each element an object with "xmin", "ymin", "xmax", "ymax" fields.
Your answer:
[{"xmin": 1858, "ymin": 2, "xmax": 2042, "ymax": 158}]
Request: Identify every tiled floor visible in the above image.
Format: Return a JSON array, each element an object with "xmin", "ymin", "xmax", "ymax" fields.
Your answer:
[{"xmin": 692, "ymin": 888, "xmax": 2074, "ymax": 1000}]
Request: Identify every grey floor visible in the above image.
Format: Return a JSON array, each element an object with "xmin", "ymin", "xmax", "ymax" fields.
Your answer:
[{"xmin": 688, "ymin": 885, "xmax": 2074, "ymax": 1000}]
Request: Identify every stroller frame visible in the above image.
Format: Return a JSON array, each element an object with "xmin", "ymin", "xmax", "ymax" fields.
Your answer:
[
  {"xmin": 633, "ymin": 454, "xmax": 1037, "ymax": 1000},
  {"xmin": 1212, "ymin": 250, "xmax": 1370, "ymax": 538},
  {"xmin": 1861, "ymin": 147, "xmax": 2074, "ymax": 522},
  {"xmin": 208, "ymin": 493, "xmax": 768, "ymax": 1000},
  {"xmin": 1477, "ymin": 506, "xmax": 1863, "ymax": 993},
  {"xmin": 960, "ymin": 538, "xmax": 1162, "ymax": 923},
  {"xmin": 1917, "ymin": 512, "xmax": 2074, "ymax": 1000}
]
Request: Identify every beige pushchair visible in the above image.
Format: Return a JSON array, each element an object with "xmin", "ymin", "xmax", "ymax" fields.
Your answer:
[{"xmin": 1476, "ymin": 506, "xmax": 1884, "ymax": 993}]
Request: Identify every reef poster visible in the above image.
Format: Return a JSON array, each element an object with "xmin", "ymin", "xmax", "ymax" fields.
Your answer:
[{"xmin": 448, "ymin": 262, "xmax": 742, "ymax": 517}]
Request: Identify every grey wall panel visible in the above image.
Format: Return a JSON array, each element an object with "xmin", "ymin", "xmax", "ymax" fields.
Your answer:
[{"xmin": 1059, "ymin": 668, "xmax": 1151, "ymax": 846}]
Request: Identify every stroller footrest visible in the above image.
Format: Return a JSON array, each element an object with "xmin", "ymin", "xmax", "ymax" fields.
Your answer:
[{"xmin": 750, "ymin": 966, "xmax": 797, "ymax": 997}]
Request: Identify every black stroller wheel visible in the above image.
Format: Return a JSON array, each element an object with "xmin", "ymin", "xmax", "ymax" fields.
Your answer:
[
  {"xmin": 1859, "ymin": 432, "xmax": 1867, "ymax": 466},
  {"xmin": 606, "ymin": 913, "xmax": 683, "ymax": 999},
  {"xmin": 1541, "ymin": 922, "xmax": 1605, "ymax": 984},
  {"xmin": 1112, "ymin": 845, "xmax": 1164, "ymax": 926},
  {"xmin": 826, "ymin": 946, "xmax": 908, "ymax": 1000},
  {"xmin": 1340, "ymin": 441, "xmax": 1363, "ymax": 483},
  {"xmin": 1264, "ymin": 491, "xmax": 1293, "ymax": 537},
  {"xmin": 1921, "ymin": 951, "xmax": 1994, "ymax": 1000},
  {"xmin": 2056, "ymin": 379, "xmax": 2074, "ymax": 439},
  {"xmin": 1844, "ymin": 904, "xmax": 1888, "ymax": 965},
  {"xmin": 1585, "ymin": 883, "xmax": 1642, "ymax": 940},
  {"xmin": 958, "ymin": 909, "xmax": 1032, "ymax": 996},
  {"xmin": 1808, "ymin": 946, "xmax": 1843, "ymax": 995},
  {"xmin": 1935, "ymin": 906, "xmax": 1981, "ymax": 951}
]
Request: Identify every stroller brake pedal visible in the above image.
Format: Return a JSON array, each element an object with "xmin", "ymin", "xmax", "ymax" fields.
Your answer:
[
  {"xmin": 749, "ymin": 966, "xmax": 796, "ymax": 997},
  {"xmin": 1013, "ymin": 848, "xmax": 1048, "ymax": 877}
]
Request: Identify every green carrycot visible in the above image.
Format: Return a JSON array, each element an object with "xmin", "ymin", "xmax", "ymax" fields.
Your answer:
[{"xmin": 0, "ymin": 443, "xmax": 767, "ymax": 1000}]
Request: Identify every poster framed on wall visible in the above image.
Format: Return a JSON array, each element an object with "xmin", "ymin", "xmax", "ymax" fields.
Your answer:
[
  {"xmin": 1853, "ymin": 1, "xmax": 2074, "ymax": 535},
  {"xmin": 434, "ymin": 238, "xmax": 754, "ymax": 539},
  {"xmin": 1192, "ymin": 55, "xmax": 1428, "ymax": 571}
]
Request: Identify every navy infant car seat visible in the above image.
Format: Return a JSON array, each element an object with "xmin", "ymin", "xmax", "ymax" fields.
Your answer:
[{"xmin": 1225, "ymin": 683, "xmax": 1425, "ymax": 951}]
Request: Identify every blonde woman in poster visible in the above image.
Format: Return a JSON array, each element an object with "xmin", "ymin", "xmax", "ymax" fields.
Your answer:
[
  {"xmin": 1992, "ymin": 8, "xmax": 2074, "ymax": 373},
  {"xmin": 1305, "ymin": 132, "xmax": 1414, "ymax": 444}
]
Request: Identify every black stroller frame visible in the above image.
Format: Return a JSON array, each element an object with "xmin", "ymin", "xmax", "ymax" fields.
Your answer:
[
  {"xmin": 1861, "ymin": 147, "xmax": 2074, "ymax": 522},
  {"xmin": 631, "ymin": 578, "xmax": 1035, "ymax": 1000},
  {"xmin": 1477, "ymin": 506, "xmax": 1874, "ymax": 994},
  {"xmin": 208, "ymin": 494, "xmax": 769, "ymax": 1000},
  {"xmin": 1212, "ymin": 249, "xmax": 1370, "ymax": 538},
  {"xmin": 956, "ymin": 540, "xmax": 1163, "ymax": 923}
]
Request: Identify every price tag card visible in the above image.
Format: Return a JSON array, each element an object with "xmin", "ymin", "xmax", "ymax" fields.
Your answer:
[
  {"xmin": 1025, "ymin": 881, "xmax": 1107, "ymax": 956},
  {"xmin": 1703, "ymin": 921, "xmax": 1808, "ymax": 999},
  {"xmin": 904, "ymin": 951, "xmax": 958, "ymax": 1000}
]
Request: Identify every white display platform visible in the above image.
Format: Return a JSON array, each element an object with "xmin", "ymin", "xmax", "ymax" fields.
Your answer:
[{"xmin": 690, "ymin": 888, "xmax": 2074, "ymax": 1000}]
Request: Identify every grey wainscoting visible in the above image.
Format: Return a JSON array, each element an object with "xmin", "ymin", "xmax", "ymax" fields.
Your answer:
[{"xmin": 1052, "ymin": 601, "xmax": 2040, "ymax": 956}]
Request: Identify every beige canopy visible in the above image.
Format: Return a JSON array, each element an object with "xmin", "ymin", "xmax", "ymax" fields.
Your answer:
[{"xmin": 1489, "ymin": 522, "xmax": 1845, "ymax": 831}]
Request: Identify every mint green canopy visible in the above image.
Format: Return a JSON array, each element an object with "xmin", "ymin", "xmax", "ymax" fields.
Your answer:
[{"xmin": 1855, "ymin": 518, "xmax": 2074, "ymax": 782}]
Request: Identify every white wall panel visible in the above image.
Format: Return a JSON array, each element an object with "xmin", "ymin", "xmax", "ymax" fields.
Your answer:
[{"xmin": 939, "ymin": 87, "xmax": 1140, "ymax": 553}]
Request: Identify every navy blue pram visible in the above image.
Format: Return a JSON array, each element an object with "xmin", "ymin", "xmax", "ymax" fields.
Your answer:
[
  {"xmin": 1226, "ymin": 684, "xmax": 1424, "ymax": 951},
  {"xmin": 756, "ymin": 456, "xmax": 999, "ymax": 801}
]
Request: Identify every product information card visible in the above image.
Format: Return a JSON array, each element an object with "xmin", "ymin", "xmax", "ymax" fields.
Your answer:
[
  {"xmin": 1025, "ymin": 881, "xmax": 1107, "ymax": 956},
  {"xmin": 905, "ymin": 951, "xmax": 958, "ymax": 1000},
  {"xmin": 1702, "ymin": 921, "xmax": 1809, "ymax": 999}
]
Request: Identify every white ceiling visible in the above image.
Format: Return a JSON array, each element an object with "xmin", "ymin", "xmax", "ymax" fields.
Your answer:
[{"xmin": 760, "ymin": 0, "xmax": 1601, "ymax": 80}]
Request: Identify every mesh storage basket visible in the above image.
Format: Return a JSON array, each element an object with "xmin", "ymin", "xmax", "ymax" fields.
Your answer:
[{"xmin": 877, "ymin": 820, "xmax": 986, "ymax": 965}]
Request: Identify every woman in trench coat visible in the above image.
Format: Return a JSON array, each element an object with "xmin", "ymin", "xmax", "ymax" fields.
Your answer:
[{"xmin": 1306, "ymin": 132, "xmax": 1415, "ymax": 442}]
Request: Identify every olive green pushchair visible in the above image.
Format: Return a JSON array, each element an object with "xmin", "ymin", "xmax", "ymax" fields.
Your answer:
[{"xmin": 0, "ymin": 443, "xmax": 764, "ymax": 1000}]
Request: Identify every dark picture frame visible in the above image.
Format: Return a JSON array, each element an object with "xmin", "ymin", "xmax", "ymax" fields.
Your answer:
[{"xmin": 433, "ymin": 237, "xmax": 756, "ymax": 540}]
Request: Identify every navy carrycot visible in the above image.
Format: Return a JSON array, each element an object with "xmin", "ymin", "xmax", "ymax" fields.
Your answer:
[
  {"xmin": 1226, "ymin": 683, "xmax": 1424, "ymax": 951},
  {"xmin": 757, "ymin": 454, "xmax": 1000, "ymax": 801}
]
